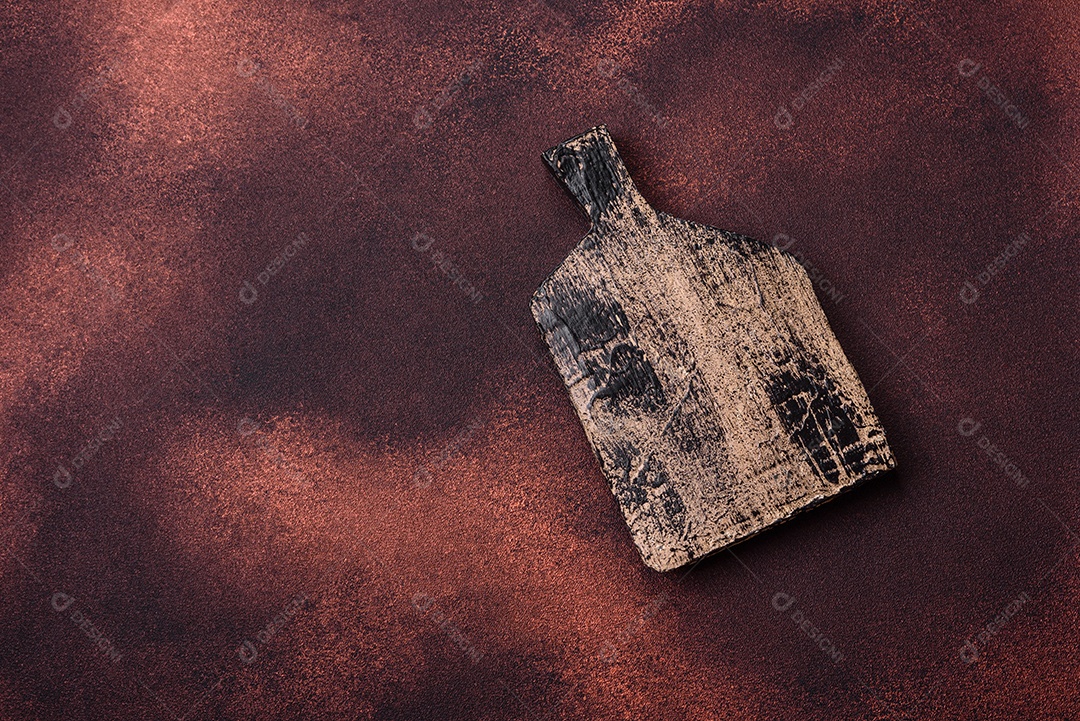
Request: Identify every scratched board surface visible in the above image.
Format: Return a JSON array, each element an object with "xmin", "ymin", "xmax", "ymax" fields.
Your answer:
[{"xmin": 532, "ymin": 127, "xmax": 895, "ymax": 571}]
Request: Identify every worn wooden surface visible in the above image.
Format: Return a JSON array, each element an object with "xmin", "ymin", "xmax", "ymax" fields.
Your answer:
[{"xmin": 531, "ymin": 126, "xmax": 896, "ymax": 572}]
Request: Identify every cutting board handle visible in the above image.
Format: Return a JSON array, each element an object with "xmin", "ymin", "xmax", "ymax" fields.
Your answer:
[{"xmin": 543, "ymin": 125, "xmax": 651, "ymax": 228}]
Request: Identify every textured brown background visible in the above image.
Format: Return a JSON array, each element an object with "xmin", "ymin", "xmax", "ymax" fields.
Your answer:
[{"xmin": 1, "ymin": 0, "xmax": 1077, "ymax": 719}]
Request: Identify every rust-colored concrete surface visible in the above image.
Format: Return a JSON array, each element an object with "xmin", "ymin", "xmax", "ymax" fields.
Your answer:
[{"xmin": 1, "ymin": 1, "xmax": 1077, "ymax": 718}]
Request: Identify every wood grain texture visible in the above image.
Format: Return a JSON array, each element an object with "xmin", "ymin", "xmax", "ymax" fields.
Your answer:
[{"xmin": 531, "ymin": 126, "xmax": 896, "ymax": 572}]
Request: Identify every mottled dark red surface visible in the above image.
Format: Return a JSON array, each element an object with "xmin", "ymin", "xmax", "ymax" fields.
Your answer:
[{"xmin": 1, "ymin": 1, "xmax": 1077, "ymax": 719}]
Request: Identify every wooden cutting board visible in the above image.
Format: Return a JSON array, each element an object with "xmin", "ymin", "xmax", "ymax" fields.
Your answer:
[{"xmin": 531, "ymin": 126, "xmax": 896, "ymax": 572}]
